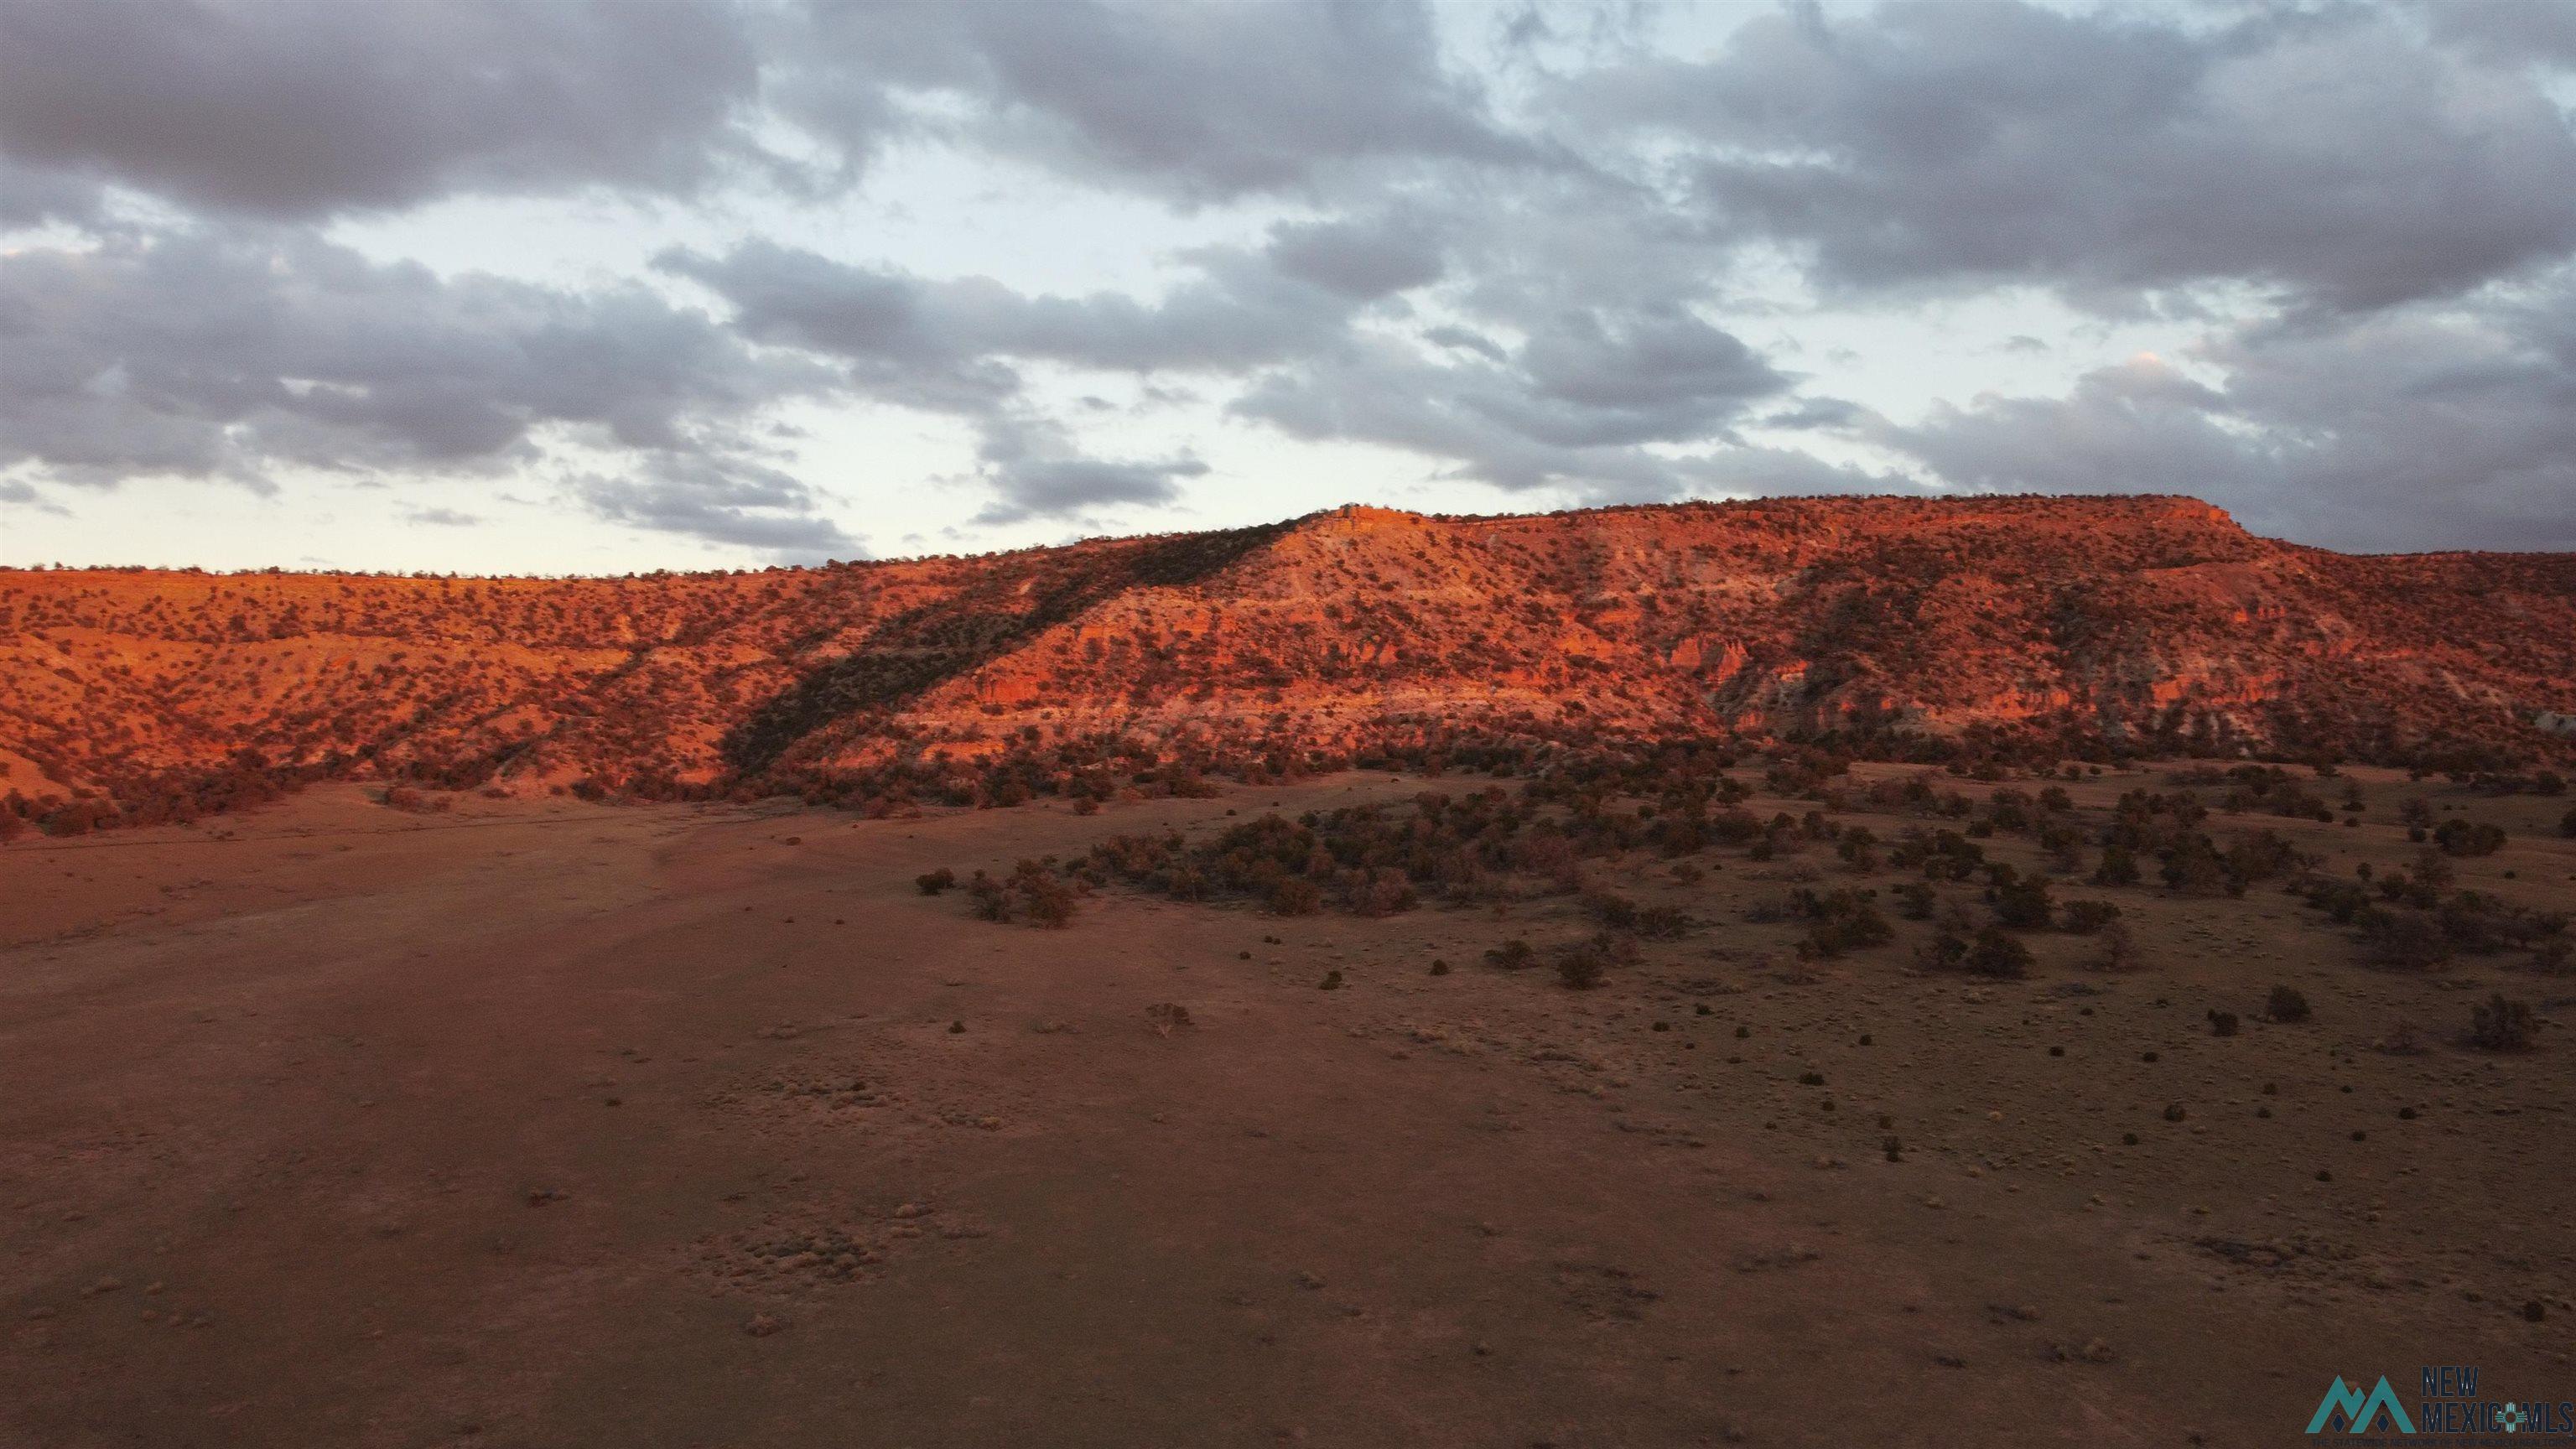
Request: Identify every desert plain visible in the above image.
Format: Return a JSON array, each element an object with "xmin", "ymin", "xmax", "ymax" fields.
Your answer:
[{"xmin": 4, "ymin": 763, "xmax": 2569, "ymax": 1448}]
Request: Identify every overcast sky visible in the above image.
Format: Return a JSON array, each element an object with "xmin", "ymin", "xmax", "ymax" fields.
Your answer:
[{"xmin": 3, "ymin": 0, "xmax": 2573, "ymax": 573}]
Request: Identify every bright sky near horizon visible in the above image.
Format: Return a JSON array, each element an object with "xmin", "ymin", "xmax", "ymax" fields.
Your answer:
[{"xmin": 3, "ymin": 0, "xmax": 2573, "ymax": 574}]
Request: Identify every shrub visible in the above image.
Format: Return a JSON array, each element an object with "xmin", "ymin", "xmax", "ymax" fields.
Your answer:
[
  {"xmin": 1351, "ymin": 869, "xmax": 1419, "ymax": 917},
  {"xmin": 2059, "ymin": 899, "xmax": 2122, "ymax": 935},
  {"xmin": 2408, "ymin": 848, "xmax": 2457, "ymax": 891},
  {"xmin": 2158, "ymin": 834, "xmax": 2243, "ymax": 896},
  {"xmin": 1020, "ymin": 880, "xmax": 1078, "ymax": 928},
  {"xmin": 1483, "ymin": 938, "xmax": 1535, "ymax": 970},
  {"xmin": 2090, "ymin": 844, "xmax": 2141, "ymax": 887},
  {"xmin": 1966, "ymin": 927, "xmax": 2035, "ymax": 979},
  {"xmin": 1918, "ymin": 927, "xmax": 2031, "ymax": 979},
  {"xmin": 1895, "ymin": 828, "xmax": 1986, "ymax": 880},
  {"xmin": 1742, "ymin": 894, "xmax": 1798, "ymax": 925},
  {"xmin": 2469, "ymin": 994, "xmax": 2536, "ymax": 1052},
  {"xmin": 962, "ymin": 860, "xmax": 1079, "ymax": 927},
  {"xmin": 1266, "ymin": 877, "xmax": 1322, "ymax": 916},
  {"xmin": 2561, "ymin": 804, "xmax": 2576, "ymax": 839},
  {"xmin": 2208, "ymin": 1010, "xmax": 2239, "ymax": 1037},
  {"xmin": 2267, "ymin": 985, "xmax": 2311, "ymax": 1023},
  {"xmin": 1634, "ymin": 903, "xmax": 1694, "ymax": 937},
  {"xmin": 1893, "ymin": 882, "xmax": 1937, "ymax": 920},
  {"xmin": 2090, "ymin": 921, "xmax": 2139, "ymax": 971},
  {"xmin": 1011, "ymin": 859, "xmax": 1078, "ymax": 928},
  {"xmin": 1987, "ymin": 868, "xmax": 2054, "ymax": 929},
  {"xmin": 916, "ymin": 868, "xmax": 958, "ymax": 896},
  {"xmin": 1555, "ymin": 943, "xmax": 1608, "ymax": 990},
  {"xmin": 2225, "ymin": 829, "xmax": 2303, "ymax": 883},
  {"xmin": 965, "ymin": 870, "xmax": 1010, "ymax": 922},
  {"xmin": 1792, "ymin": 888, "xmax": 1893, "ymax": 958},
  {"xmin": 2360, "ymin": 907, "xmax": 2450, "ymax": 969},
  {"xmin": 2433, "ymin": 818, "xmax": 2506, "ymax": 857},
  {"xmin": 2533, "ymin": 938, "xmax": 2573, "ymax": 975},
  {"xmin": 1582, "ymin": 891, "xmax": 1640, "ymax": 931}
]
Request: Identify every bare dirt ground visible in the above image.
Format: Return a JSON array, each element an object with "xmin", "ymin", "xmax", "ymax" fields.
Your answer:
[{"xmin": 3, "ymin": 770, "xmax": 2571, "ymax": 1448}]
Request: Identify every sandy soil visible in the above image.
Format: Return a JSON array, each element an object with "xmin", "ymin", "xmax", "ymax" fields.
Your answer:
[{"xmin": 3, "ymin": 771, "xmax": 2571, "ymax": 1448}]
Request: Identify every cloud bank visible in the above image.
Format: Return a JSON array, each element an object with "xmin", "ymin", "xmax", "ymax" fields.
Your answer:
[{"xmin": 3, "ymin": 0, "xmax": 2571, "ymax": 560}]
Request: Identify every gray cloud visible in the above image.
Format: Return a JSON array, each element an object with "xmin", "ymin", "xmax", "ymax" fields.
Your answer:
[
  {"xmin": 0, "ymin": 478, "xmax": 71, "ymax": 517},
  {"xmin": 1235, "ymin": 308, "xmax": 1796, "ymax": 500},
  {"xmin": 960, "ymin": 413, "xmax": 1209, "ymax": 527},
  {"xmin": 0, "ymin": 0, "xmax": 765, "ymax": 220},
  {"xmin": 1422, "ymin": 325, "xmax": 1509, "ymax": 363},
  {"xmin": 653, "ymin": 195, "xmax": 1795, "ymax": 512},
  {"xmin": 402, "ymin": 506, "xmax": 482, "ymax": 527},
  {"xmin": 658, "ymin": 238, "xmax": 1375, "ymax": 381},
  {"xmin": 1500, "ymin": 308, "xmax": 1787, "ymax": 447},
  {"xmin": 0, "ymin": 226, "xmax": 854, "ymax": 558},
  {"xmin": 2426, "ymin": 0, "xmax": 2576, "ymax": 68},
  {"xmin": 0, "ymin": 153, "xmax": 108, "ymax": 229},
  {"xmin": 571, "ymin": 454, "xmax": 863, "ymax": 562},
  {"xmin": 0, "ymin": 228, "xmax": 827, "ymax": 484},
  {"xmin": 782, "ymin": 0, "xmax": 1540, "ymax": 202},
  {"xmin": 1566, "ymin": 1, "xmax": 2576, "ymax": 314},
  {"xmin": 974, "ymin": 454, "xmax": 1210, "ymax": 527},
  {"xmin": 4, "ymin": 0, "xmax": 2572, "ymax": 559},
  {"xmin": 658, "ymin": 238, "xmax": 1400, "ymax": 522},
  {"xmin": 1265, "ymin": 211, "xmax": 1447, "ymax": 299},
  {"xmin": 1875, "ymin": 272, "xmax": 2576, "ymax": 552}
]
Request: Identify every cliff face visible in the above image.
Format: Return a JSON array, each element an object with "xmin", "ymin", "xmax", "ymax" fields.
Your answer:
[{"xmin": 7, "ymin": 495, "xmax": 2573, "ymax": 820}]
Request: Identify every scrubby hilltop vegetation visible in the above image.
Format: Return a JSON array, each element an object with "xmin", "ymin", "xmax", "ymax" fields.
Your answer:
[{"xmin": 5, "ymin": 495, "xmax": 2573, "ymax": 838}]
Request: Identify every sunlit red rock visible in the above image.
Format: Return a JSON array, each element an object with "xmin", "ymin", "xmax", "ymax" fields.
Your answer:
[{"xmin": 4, "ymin": 495, "xmax": 2570, "ymax": 832}]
